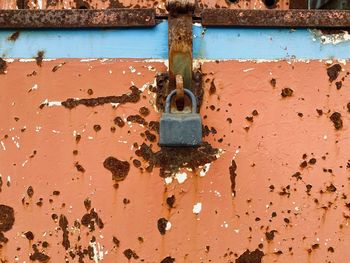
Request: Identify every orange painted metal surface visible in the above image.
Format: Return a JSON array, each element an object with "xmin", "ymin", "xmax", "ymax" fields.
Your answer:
[{"xmin": 1, "ymin": 59, "xmax": 350, "ymax": 262}]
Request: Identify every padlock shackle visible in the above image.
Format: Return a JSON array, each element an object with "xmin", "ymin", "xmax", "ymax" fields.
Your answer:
[{"xmin": 165, "ymin": 88, "xmax": 197, "ymax": 113}]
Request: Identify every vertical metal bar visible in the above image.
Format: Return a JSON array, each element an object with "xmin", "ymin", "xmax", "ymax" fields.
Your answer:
[{"xmin": 166, "ymin": 0, "xmax": 195, "ymax": 92}]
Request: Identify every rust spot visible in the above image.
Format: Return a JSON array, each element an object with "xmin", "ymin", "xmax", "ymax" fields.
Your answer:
[
  {"xmin": 24, "ymin": 231, "xmax": 34, "ymax": 240},
  {"xmin": 292, "ymin": 172, "xmax": 302, "ymax": 180},
  {"xmin": 157, "ymin": 218, "xmax": 168, "ymax": 235},
  {"xmin": 300, "ymin": 160, "xmax": 307, "ymax": 168},
  {"xmin": 27, "ymin": 186, "xmax": 34, "ymax": 198},
  {"xmin": 139, "ymin": 106, "xmax": 150, "ymax": 117},
  {"xmin": 103, "ymin": 157, "xmax": 130, "ymax": 181},
  {"xmin": 330, "ymin": 112, "xmax": 343, "ymax": 130},
  {"xmin": 209, "ymin": 79, "xmax": 216, "ymax": 95},
  {"xmin": 132, "ymin": 159, "xmax": 141, "ymax": 168},
  {"xmin": 52, "ymin": 62, "xmax": 66, "ymax": 72},
  {"xmin": 75, "ymin": 134, "xmax": 81, "ymax": 143},
  {"xmin": 87, "ymin": 88, "xmax": 94, "ymax": 95},
  {"xmin": 58, "ymin": 214, "xmax": 70, "ymax": 250},
  {"xmin": 61, "ymin": 86, "xmax": 141, "ymax": 109},
  {"xmin": 246, "ymin": 116, "xmax": 254, "ymax": 122},
  {"xmin": 84, "ymin": 198, "xmax": 91, "ymax": 211},
  {"xmin": 161, "ymin": 256, "xmax": 175, "ymax": 263},
  {"xmin": 81, "ymin": 209, "xmax": 104, "ymax": 231},
  {"xmin": 93, "ymin": 124, "xmax": 101, "ymax": 132},
  {"xmin": 112, "ymin": 236, "xmax": 120, "ymax": 247},
  {"xmin": 166, "ymin": 195, "xmax": 175, "ymax": 208},
  {"xmin": 35, "ymin": 51, "xmax": 44, "ymax": 67},
  {"xmin": 229, "ymin": 160, "xmax": 237, "ymax": 196},
  {"xmin": 145, "ymin": 130, "xmax": 156, "ymax": 142},
  {"xmin": 27, "ymin": 70, "xmax": 37, "ymax": 77},
  {"xmin": 0, "ymin": 232, "xmax": 8, "ymax": 244},
  {"xmin": 29, "ymin": 244, "xmax": 50, "ymax": 262},
  {"xmin": 281, "ymin": 87, "xmax": 293, "ymax": 97},
  {"xmin": 122, "ymin": 198, "xmax": 130, "ymax": 205},
  {"xmin": 312, "ymin": 243, "xmax": 320, "ymax": 250},
  {"xmin": 236, "ymin": 249, "xmax": 264, "ymax": 263},
  {"xmin": 0, "ymin": 205, "xmax": 15, "ymax": 232},
  {"xmin": 326, "ymin": 183, "xmax": 337, "ymax": 193},
  {"xmin": 0, "ymin": 58, "xmax": 7, "ymax": 74},
  {"xmin": 135, "ymin": 142, "xmax": 218, "ymax": 177},
  {"xmin": 327, "ymin": 64, "xmax": 342, "ymax": 82},
  {"xmin": 113, "ymin": 116, "xmax": 125, "ymax": 127},
  {"xmin": 270, "ymin": 78, "xmax": 277, "ymax": 87},
  {"xmin": 127, "ymin": 114, "xmax": 147, "ymax": 125},
  {"xmin": 309, "ymin": 158, "xmax": 317, "ymax": 165},
  {"xmin": 149, "ymin": 121, "xmax": 160, "ymax": 134},
  {"xmin": 265, "ymin": 230, "xmax": 277, "ymax": 241},
  {"xmin": 336, "ymin": 81, "xmax": 343, "ymax": 90},
  {"xmin": 75, "ymin": 162, "xmax": 86, "ymax": 173},
  {"xmin": 123, "ymin": 248, "xmax": 139, "ymax": 260},
  {"xmin": 7, "ymin": 31, "xmax": 20, "ymax": 41}
]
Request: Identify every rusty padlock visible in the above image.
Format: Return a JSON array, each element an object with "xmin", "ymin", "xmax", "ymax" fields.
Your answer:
[{"xmin": 159, "ymin": 88, "xmax": 202, "ymax": 147}]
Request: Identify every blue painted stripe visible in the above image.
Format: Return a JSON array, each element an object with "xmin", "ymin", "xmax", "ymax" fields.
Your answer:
[{"xmin": 0, "ymin": 21, "xmax": 350, "ymax": 59}]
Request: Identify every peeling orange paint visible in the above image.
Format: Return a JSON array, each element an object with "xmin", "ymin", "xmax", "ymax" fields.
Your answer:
[{"xmin": 1, "ymin": 59, "xmax": 350, "ymax": 262}]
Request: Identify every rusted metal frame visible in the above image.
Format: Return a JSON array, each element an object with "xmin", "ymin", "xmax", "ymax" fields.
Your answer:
[
  {"xmin": 0, "ymin": 9, "xmax": 156, "ymax": 28},
  {"xmin": 201, "ymin": 9, "xmax": 350, "ymax": 28},
  {"xmin": 167, "ymin": 0, "xmax": 195, "ymax": 106},
  {"xmin": 289, "ymin": 0, "xmax": 308, "ymax": 9}
]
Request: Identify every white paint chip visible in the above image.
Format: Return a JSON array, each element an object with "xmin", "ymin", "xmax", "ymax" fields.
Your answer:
[
  {"xmin": 164, "ymin": 177, "xmax": 173, "ymax": 185},
  {"xmin": 175, "ymin": 172, "xmax": 187, "ymax": 184},
  {"xmin": 199, "ymin": 163, "xmax": 211, "ymax": 177},
  {"xmin": 193, "ymin": 202, "xmax": 202, "ymax": 214},
  {"xmin": 28, "ymin": 84, "xmax": 38, "ymax": 92},
  {"xmin": 312, "ymin": 29, "xmax": 350, "ymax": 45},
  {"xmin": 165, "ymin": 221, "xmax": 172, "ymax": 231},
  {"xmin": 129, "ymin": 66, "xmax": 136, "ymax": 73},
  {"xmin": 0, "ymin": 141, "xmax": 6, "ymax": 151},
  {"xmin": 40, "ymin": 99, "xmax": 62, "ymax": 107}
]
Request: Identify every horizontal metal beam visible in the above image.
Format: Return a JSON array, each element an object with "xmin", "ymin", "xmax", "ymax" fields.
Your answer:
[
  {"xmin": 0, "ymin": 9, "xmax": 156, "ymax": 28},
  {"xmin": 1, "ymin": 9, "xmax": 350, "ymax": 29},
  {"xmin": 202, "ymin": 9, "xmax": 350, "ymax": 28}
]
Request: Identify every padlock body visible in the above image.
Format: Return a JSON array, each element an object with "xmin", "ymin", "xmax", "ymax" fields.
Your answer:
[{"xmin": 159, "ymin": 113, "xmax": 202, "ymax": 146}]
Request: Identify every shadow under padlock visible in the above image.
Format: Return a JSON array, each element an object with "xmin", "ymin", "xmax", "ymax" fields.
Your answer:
[{"xmin": 159, "ymin": 89, "xmax": 202, "ymax": 147}]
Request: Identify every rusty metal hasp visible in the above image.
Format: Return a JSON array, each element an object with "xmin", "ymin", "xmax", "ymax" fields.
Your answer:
[
  {"xmin": 159, "ymin": 0, "xmax": 202, "ymax": 147},
  {"xmin": 167, "ymin": 0, "xmax": 194, "ymax": 100}
]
